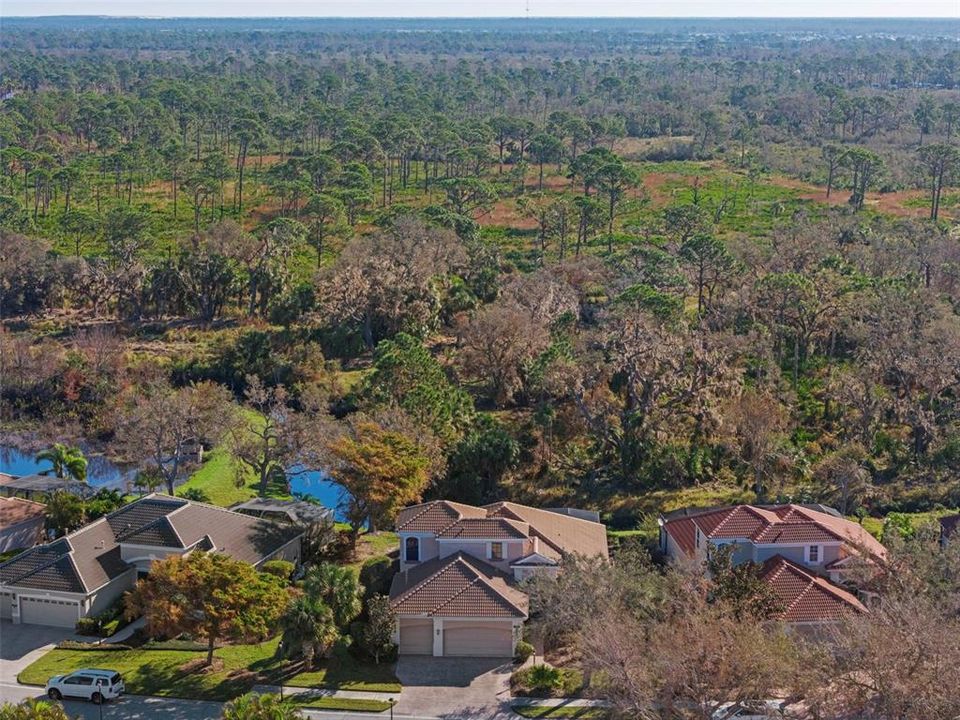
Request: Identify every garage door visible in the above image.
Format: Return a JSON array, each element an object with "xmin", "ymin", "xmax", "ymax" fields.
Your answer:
[
  {"xmin": 0, "ymin": 593, "xmax": 11, "ymax": 620},
  {"xmin": 20, "ymin": 597, "xmax": 79, "ymax": 627},
  {"xmin": 398, "ymin": 618, "xmax": 433, "ymax": 655},
  {"xmin": 442, "ymin": 621, "xmax": 513, "ymax": 657}
]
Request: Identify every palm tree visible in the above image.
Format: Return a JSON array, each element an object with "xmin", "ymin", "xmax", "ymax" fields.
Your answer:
[
  {"xmin": 221, "ymin": 693, "xmax": 302, "ymax": 720},
  {"xmin": 278, "ymin": 596, "xmax": 339, "ymax": 669},
  {"xmin": 35, "ymin": 444, "xmax": 88, "ymax": 483},
  {"xmin": 304, "ymin": 563, "xmax": 363, "ymax": 630},
  {"xmin": 0, "ymin": 698, "xmax": 74, "ymax": 719}
]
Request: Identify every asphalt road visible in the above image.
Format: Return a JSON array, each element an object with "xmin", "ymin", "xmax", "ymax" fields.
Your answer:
[{"xmin": 0, "ymin": 682, "xmax": 448, "ymax": 720}]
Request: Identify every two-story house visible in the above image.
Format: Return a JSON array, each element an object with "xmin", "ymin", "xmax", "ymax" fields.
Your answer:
[
  {"xmin": 389, "ymin": 500, "xmax": 608, "ymax": 658},
  {"xmin": 659, "ymin": 504, "xmax": 887, "ymax": 624},
  {"xmin": 0, "ymin": 494, "xmax": 302, "ymax": 628}
]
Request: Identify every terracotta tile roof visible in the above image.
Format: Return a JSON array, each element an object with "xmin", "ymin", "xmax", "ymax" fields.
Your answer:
[
  {"xmin": 437, "ymin": 518, "xmax": 530, "ymax": 540},
  {"xmin": 940, "ymin": 514, "xmax": 960, "ymax": 540},
  {"xmin": 396, "ymin": 501, "xmax": 487, "ymax": 534},
  {"xmin": 760, "ymin": 555, "xmax": 867, "ymax": 623},
  {"xmin": 389, "ymin": 552, "xmax": 528, "ymax": 619},
  {"xmin": 0, "ymin": 494, "xmax": 302, "ymax": 595},
  {"xmin": 662, "ymin": 504, "xmax": 886, "ymax": 561},
  {"xmin": 0, "ymin": 496, "xmax": 46, "ymax": 526}
]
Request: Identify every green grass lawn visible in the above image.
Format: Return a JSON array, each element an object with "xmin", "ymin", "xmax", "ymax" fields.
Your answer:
[
  {"xmin": 19, "ymin": 637, "xmax": 400, "ymax": 701},
  {"xmin": 512, "ymin": 706, "xmax": 609, "ymax": 719},
  {"xmin": 295, "ymin": 696, "xmax": 392, "ymax": 712},
  {"xmin": 854, "ymin": 509, "xmax": 955, "ymax": 540}
]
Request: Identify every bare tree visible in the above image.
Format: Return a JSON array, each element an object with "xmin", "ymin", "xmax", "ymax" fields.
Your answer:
[{"xmin": 117, "ymin": 381, "xmax": 235, "ymax": 495}]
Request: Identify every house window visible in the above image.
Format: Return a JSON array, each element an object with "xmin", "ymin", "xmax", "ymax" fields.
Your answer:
[
  {"xmin": 808, "ymin": 545, "xmax": 820, "ymax": 564},
  {"xmin": 490, "ymin": 542, "xmax": 504, "ymax": 561},
  {"xmin": 405, "ymin": 536, "xmax": 419, "ymax": 563},
  {"xmin": 695, "ymin": 529, "xmax": 701, "ymax": 549}
]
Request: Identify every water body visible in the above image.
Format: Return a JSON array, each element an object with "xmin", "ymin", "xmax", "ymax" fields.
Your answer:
[
  {"xmin": 289, "ymin": 468, "xmax": 349, "ymax": 522},
  {"xmin": 0, "ymin": 445, "xmax": 348, "ymax": 520},
  {"xmin": 0, "ymin": 445, "xmax": 135, "ymax": 489}
]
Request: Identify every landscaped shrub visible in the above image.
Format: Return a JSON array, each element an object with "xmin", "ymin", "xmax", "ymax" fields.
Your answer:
[
  {"xmin": 58, "ymin": 640, "xmax": 131, "ymax": 651},
  {"xmin": 74, "ymin": 618, "xmax": 100, "ymax": 636},
  {"xmin": 261, "ymin": 559, "xmax": 296, "ymax": 582},
  {"xmin": 511, "ymin": 665, "xmax": 585, "ymax": 698},
  {"xmin": 514, "ymin": 640, "xmax": 535, "ymax": 663},
  {"xmin": 358, "ymin": 556, "xmax": 396, "ymax": 600}
]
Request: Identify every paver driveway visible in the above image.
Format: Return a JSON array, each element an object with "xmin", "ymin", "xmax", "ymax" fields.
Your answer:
[
  {"xmin": 395, "ymin": 656, "xmax": 515, "ymax": 719},
  {"xmin": 0, "ymin": 620, "xmax": 78, "ymax": 687}
]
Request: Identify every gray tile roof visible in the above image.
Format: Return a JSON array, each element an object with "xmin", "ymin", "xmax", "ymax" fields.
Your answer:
[{"xmin": 0, "ymin": 494, "xmax": 303, "ymax": 596}]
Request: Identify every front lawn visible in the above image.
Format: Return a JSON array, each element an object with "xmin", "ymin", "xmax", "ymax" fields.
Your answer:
[{"xmin": 19, "ymin": 637, "xmax": 400, "ymax": 701}]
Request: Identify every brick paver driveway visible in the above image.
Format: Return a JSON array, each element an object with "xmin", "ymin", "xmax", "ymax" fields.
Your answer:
[{"xmin": 395, "ymin": 656, "xmax": 515, "ymax": 719}]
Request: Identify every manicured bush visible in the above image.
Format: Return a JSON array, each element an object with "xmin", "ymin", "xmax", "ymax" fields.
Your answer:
[
  {"xmin": 358, "ymin": 556, "xmax": 395, "ymax": 600},
  {"xmin": 57, "ymin": 640, "xmax": 130, "ymax": 651},
  {"xmin": 514, "ymin": 640, "xmax": 535, "ymax": 663},
  {"xmin": 511, "ymin": 665, "xmax": 585, "ymax": 698},
  {"xmin": 261, "ymin": 559, "xmax": 296, "ymax": 582},
  {"xmin": 75, "ymin": 618, "xmax": 100, "ymax": 636}
]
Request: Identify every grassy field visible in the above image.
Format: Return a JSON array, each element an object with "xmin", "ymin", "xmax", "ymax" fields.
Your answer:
[{"xmin": 19, "ymin": 638, "xmax": 401, "ymax": 701}]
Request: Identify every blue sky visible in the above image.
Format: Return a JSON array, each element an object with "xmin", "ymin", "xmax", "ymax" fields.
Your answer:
[{"xmin": 3, "ymin": 0, "xmax": 958, "ymax": 17}]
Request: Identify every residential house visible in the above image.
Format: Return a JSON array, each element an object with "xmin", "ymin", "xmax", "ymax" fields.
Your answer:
[
  {"xmin": 659, "ymin": 504, "xmax": 886, "ymax": 624},
  {"xmin": 0, "ymin": 496, "xmax": 47, "ymax": 553},
  {"xmin": 389, "ymin": 500, "xmax": 608, "ymax": 657},
  {"xmin": 0, "ymin": 494, "xmax": 302, "ymax": 628},
  {"xmin": 940, "ymin": 514, "xmax": 960, "ymax": 548}
]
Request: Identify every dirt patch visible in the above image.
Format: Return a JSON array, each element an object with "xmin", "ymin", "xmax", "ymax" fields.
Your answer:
[
  {"xmin": 768, "ymin": 174, "xmax": 951, "ymax": 219},
  {"xmin": 180, "ymin": 657, "xmax": 224, "ymax": 675}
]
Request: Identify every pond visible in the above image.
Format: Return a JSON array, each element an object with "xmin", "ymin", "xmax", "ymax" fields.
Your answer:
[
  {"xmin": 0, "ymin": 445, "xmax": 135, "ymax": 490},
  {"xmin": 289, "ymin": 468, "xmax": 350, "ymax": 522},
  {"xmin": 0, "ymin": 445, "xmax": 348, "ymax": 520}
]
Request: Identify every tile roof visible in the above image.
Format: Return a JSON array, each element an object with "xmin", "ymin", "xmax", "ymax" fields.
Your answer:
[
  {"xmin": 389, "ymin": 552, "xmax": 528, "ymax": 619},
  {"xmin": 0, "ymin": 496, "xmax": 46, "ymax": 526},
  {"xmin": 0, "ymin": 494, "xmax": 302, "ymax": 595},
  {"xmin": 396, "ymin": 501, "xmax": 487, "ymax": 534},
  {"xmin": 662, "ymin": 504, "xmax": 886, "ymax": 561},
  {"xmin": 485, "ymin": 502, "xmax": 610, "ymax": 559},
  {"xmin": 395, "ymin": 500, "xmax": 608, "ymax": 559},
  {"xmin": 437, "ymin": 518, "xmax": 530, "ymax": 540},
  {"xmin": 760, "ymin": 555, "xmax": 867, "ymax": 623}
]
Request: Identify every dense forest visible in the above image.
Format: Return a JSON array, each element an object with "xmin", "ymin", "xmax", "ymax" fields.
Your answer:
[{"xmin": 2, "ymin": 17, "xmax": 960, "ymax": 534}]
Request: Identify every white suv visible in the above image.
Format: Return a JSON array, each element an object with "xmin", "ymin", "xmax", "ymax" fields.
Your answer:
[{"xmin": 46, "ymin": 669, "xmax": 124, "ymax": 704}]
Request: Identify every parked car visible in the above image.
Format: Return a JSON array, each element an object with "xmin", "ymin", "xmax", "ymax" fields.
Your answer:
[{"xmin": 46, "ymin": 669, "xmax": 124, "ymax": 703}]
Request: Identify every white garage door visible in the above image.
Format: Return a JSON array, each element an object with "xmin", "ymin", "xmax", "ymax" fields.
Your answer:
[
  {"xmin": 0, "ymin": 593, "xmax": 11, "ymax": 620},
  {"xmin": 442, "ymin": 621, "xmax": 513, "ymax": 657},
  {"xmin": 398, "ymin": 618, "xmax": 433, "ymax": 655},
  {"xmin": 20, "ymin": 597, "xmax": 79, "ymax": 627}
]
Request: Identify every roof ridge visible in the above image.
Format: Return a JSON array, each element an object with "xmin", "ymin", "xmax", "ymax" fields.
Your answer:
[
  {"xmin": 3, "ymin": 545, "xmax": 82, "ymax": 589},
  {"xmin": 397, "ymin": 500, "xmax": 461, "ymax": 534},
  {"xmin": 393, "ymin": 553, "xmax": 475, "ymax": 606},
  {"xmin": 461, "ymin": 562, "xmax": 529, "ymax": 617}
]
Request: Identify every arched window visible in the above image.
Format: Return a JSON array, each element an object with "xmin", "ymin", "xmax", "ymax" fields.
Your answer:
[{"xmin": 405, "ymin": 536, "xmax": 420, "ymax": 563}]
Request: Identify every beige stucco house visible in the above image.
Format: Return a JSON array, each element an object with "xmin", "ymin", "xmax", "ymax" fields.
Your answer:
[
  {"xmin": 0, "ymin": 494, "xmax": 302, "ymax": 628},
  {"xmin": 389, "ymin": 500, "xmax": 608, "ymax": 658}
]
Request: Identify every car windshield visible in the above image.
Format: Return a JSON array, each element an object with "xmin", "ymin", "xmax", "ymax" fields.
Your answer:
[{"xmin": 110, "ymin": 673, "xmax": 122, "ymax": 685}]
